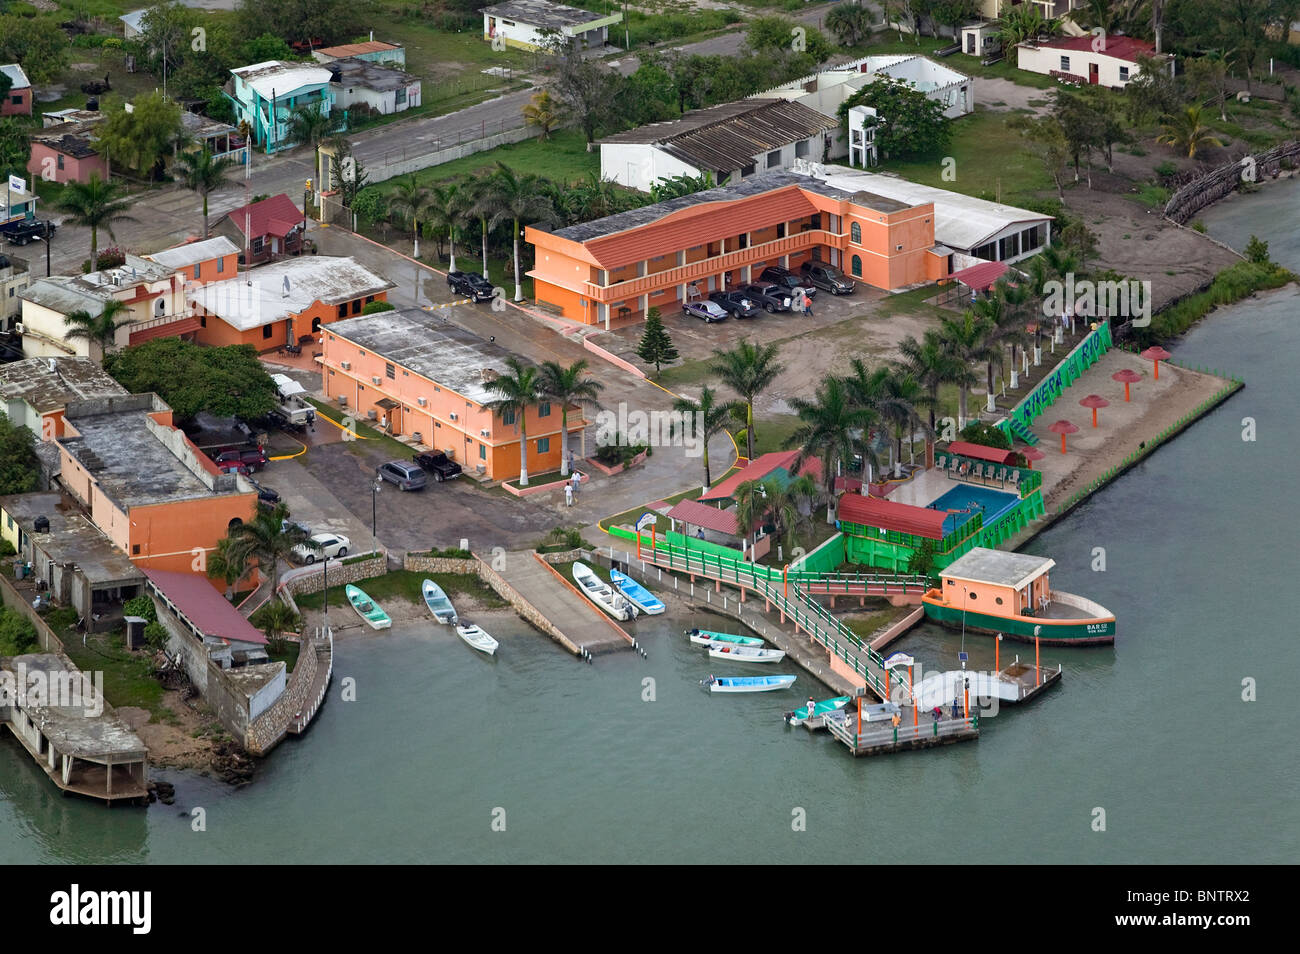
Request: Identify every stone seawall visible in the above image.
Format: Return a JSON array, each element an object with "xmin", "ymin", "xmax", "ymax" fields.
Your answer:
[
  {"xmin": 401, "ymin": 555, "xmax": 478, "ymax": 575},
  {"xmin": 281, "ymin": 556, "xmax": 388, "ymax": 597},
  {"xmin": 245, "ymin": 632, "xmax": 323, "ymax": 756},
  {"xmin": 473, "ymin": 556, "xmax": 581, "ymax": 655}
]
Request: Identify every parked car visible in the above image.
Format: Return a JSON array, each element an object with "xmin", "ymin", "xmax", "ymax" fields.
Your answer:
[
  {"xmin": 293, "ymin": 533, "xmax": 351, "ymax": 564},
  {"xmin": 281, "ymin": 518, "xmax": 312, "ymax": 536},
  {"xmin": 4, "ymin": 219, "xmax": 56, "ymax": 246},
  {"xmin": 447, "ymin": 271, "xmax": 495, "ymax": 302},
  {"xmin": 708, "ymin": 290, "xmax": 760, "ymax": 318},
  {"xmin": 412, "ymin": 451, "xmax": 463, "ymax": 482},
  {"xmin": 800, "ymin": 261, "xmax": 856, "ymax": 295},
  {"xmin": 743, "ymin": 282, "xmax": 793, "ymax": 313},
  {"xmin": 759, "ymin": 265, "xmax": 817, "ymax": 299},
  {"xmin": 682, "ymin": 300, "xmax": 729, "ymax": 323},
  {"xmin": 247, "ymin": 478, "xmax": 280, "ymax": 509},
  {"xmin": 260, "ymin": 408, "xmax": 307, "ymax": 434},
  {"xmin": 215, "ymin": 447, "xmax": 268, "ymax": 472},
  {"xmin": 377, "ymin": 460, "xmax": 428, "ymax": 491}
]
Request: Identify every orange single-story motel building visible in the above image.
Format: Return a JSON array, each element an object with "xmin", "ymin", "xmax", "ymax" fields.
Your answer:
[
  {"xmin": 321, "ymin": 308, "xmax": 585, "ymax": 480},
  {"xmin": 526, "ymin": 171, "xmax": 951, "ymax": 327}
]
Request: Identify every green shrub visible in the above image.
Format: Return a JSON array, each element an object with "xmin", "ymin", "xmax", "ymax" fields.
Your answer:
[
  {"xmin": 427, "ymin": 546, "xmax": 472, "ymax": 559},
  {"xmin": 955, "ymin": 421, "xmax": 1012, "ymax": 450},
  {"xmin": 1154, "ymin": 160, "xmax": 1177, "ymax": 178},
  {"xmin": 1244, "ymin": 235, "xmax": 1271, "ymax": 264},
  {"xmin": 1191, "ymin": 220, "xmax": 1206, "ymax": 233},
  {"xmin": 361, "ymin": 300, "xmax": 395, "ymax": 314},
  {"xmin": 0, "ymin": 606, "xmax": 38, "ymax": 654},
  {"xmin": 1142, "ymin": 260, "xmax": 1295, "ymax": 343},
  {"xmin": 143, "ymin": 622, "xmax": 170, "ymax": 651},
  {"xmin": 122, "ymin": 595, "xmax": 157, "ymax": 622},
  {"xmin": 0, "ymin": 538, "xmax": 14, "ymax": 557},
  {"xmin": 43, "ymin": 606, "xmax": 77, "ymax": 631}
]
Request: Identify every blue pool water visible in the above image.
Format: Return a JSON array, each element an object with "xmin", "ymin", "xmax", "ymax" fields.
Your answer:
[{"xmin": 928, "ymin": 485, "xmax": 1020, "ymax": 534}]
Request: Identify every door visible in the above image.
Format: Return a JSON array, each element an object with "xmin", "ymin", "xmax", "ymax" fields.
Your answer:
[{"xmin": 1089, "ymin": 63, "xmax": 1099, "ymax": 85}]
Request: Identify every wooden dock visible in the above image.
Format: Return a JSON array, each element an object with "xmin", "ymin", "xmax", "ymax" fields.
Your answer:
[{"xmin": 826, "ymin": 706, "xmax": 980, "ymax": 756}]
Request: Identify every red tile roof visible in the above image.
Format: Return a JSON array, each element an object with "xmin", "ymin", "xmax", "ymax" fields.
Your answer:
[
  {"xmin": 948, "ymin": 260, "xmax": 1008, "ymax": 292},
  {"xmin": 224, "ymin": 194, "xmax": 303, "ymax": 240},
  {"xmin": 582, "ymin": 186, "xmax": 817, "ymax": 270},
  {"xmin": 1023, "ymin": 34, "xmax": 1158, "ymax": 63},
  {"xmin": 316, "ymin": 41, "xmax": 400, "ymax": 57},
  {"xmin": 946, "ymin": 441, "xmax": 1018, "ymax": 465},
  {"xmin": 143, "ymin": 568, "xmax": 267, "ymax": 645},
  {"xmin": 701, "ymin": 449, "xmax": 822, "ymax": 502},
  {"xmin": 837, "ymin": 493, "xmax": 948, "ymax": 540},
  {"xmin": 665, "ymin": 499, "xmax": 739, "ymax": 536}
]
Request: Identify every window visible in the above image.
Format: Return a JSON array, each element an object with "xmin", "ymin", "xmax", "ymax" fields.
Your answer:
[
  {"xmin": 395, "ymin": 87, "xmax": 407, "ymax": 105},
  {"xmin": 479, "ymin": 443, "xmax": 486, "ymax": 460},
  {"xmin": 766, "ymin": 149, "xmax": 781, "ymax": 169},
  {"xmin": 741, "ymin": 163, "xmax": 756, "ymax": 177},
  {"xmin": 199, "ymin": 315, "xmax": 206, "ymax": 327},
  {"xmin": 263, "ymin": 324, "xmax": 273, "ymax": 339},
  {"xmin": 1060, "ymin": 56, "xmax": 1070, "ymax": 71},
  {"xmin": 850, "ymin": 222, "xmax": 862, "ymax": 244},
  {"xmin": 851, "ymin": 255, "xmax": 862, "ymax": 277},
  {"xmin": 217, "ymin": 257, "xmax": 224, "ymax": 274},
  {"xmin": 537, "ymin": 437, "xmax": 550, "ymax": 454},
  {"xmin": 351, "ymin": 299, "xmax": 362, "ymax": 314},
  {"xmin": 132, "ymin": 544, "xmax": 141, "ymax": 555},
  {"xmin": 538, "ymin": 402, "xmax": 551, "ymax": 417},
  {"xmin": 56, "ymin": 154, "xmax": 64, "ymax": 170},
  {"xmin": 365, "ymin": 295, "xmax": 375, "ymax": 304},
  {"xmin": 385, "ymin": 362, "xmax": 396, "ymax": 380},
  {"xmin": 251, "ymin": 237, "xmax": 264, "ymax": 253},
  {"xmin": 795, "ymin": 140, "xmax": 809, "ymax": 158},
  {"xmin": 338, "ymin": 304, "xmax": 348, "ymax": 318},
  {"xmin": 194, "ymin": 264, "xmax": 201, "ymax": 279},
  {"xmin": 10, "ymin": 95, "xmax": 19, "ymax": 105},
  {"xmin": 1119, "ymin": 66, "xmax": 1130, "ymax": 82},
  {"xmin": 501, "ymin": 408, "xmax": 515, "ymax": 426},
  {"xmin": 995, "ymin": 597, "xmax": 1004, "ymax": 605}
]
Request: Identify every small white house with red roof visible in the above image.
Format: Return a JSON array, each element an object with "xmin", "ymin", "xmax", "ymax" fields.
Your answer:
[{"xmin": 1015, "ymin": 34, "xmax": 1173, "ymax": 90}]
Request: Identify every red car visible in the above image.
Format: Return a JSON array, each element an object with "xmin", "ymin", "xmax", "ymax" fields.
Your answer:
[{"xmin": 214, "ymin": 447, "xmax": 267, "ymax": 473}]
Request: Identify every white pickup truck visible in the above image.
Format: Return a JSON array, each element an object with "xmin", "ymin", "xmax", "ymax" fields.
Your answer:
[{"xmin": 271, "ymin": 373, "xmax": 316, "ymax": 429}]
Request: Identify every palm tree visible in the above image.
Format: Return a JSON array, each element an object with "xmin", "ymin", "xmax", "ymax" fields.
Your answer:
[
  {"xmin": 841, "ymin": 358, "xmax": 891, "ymax": 483},
  {"xmin": 710, "ymin": 341, "xmax": 785, "ymax": 460},
  {"xmin": 733, "ymin": 475, "xmax": 815, "ymax": 555},
  {"xmin": 55, "ymin": 174, "xmax": 135, "ymax": 267},
  {"xmin": 875, "ymin": 367, "xmax": 926, "ymax": 477},
  {"xmin": 671, "ymin": 386, "xmax": 732, "ymax": 490},
  {"xmin": 258, "ymin": 600, "xmax": 301, "ymax": 655},
  {"xmin": 428, "ymin": 181, "xmax": 472, "ymax": 274},
  {"xmin": 938, "ymin": 310, "xmax": 997, "ymax": 428},
  {"xmin": 788, "ymin": 376, "xmax": 874, "ymax": 521},
  {"xmin": 899, "ymin": 329, "xmax": 964, "ymax": 455},
  {"xmin": 1028, "ymin": 244, "xmax": 1079, "ymax": 356},
  {"xmin": 215, "ymin": 504, "xmax": 312, "ymax": 595},
  {"xmin": 63, "ymin": 299, "xmax": 133, "ymax": 360},
  {"xmin": 483, "ymin": 357, "xmax": 541, "ymax": 486},
  {"xmin": 538, "ymin": 359, "xmax": 603, "ymax": 476},
  {"xmin": 387, "ymin": 174, "xmax": 430, "ymax": 257},
  {"xmin": 174, "ymin": 147, "xmax": 236, "ymax": 238},
  {"xmin": 997, "ymin": 5, "xmax": 1061, "ymax": 66},
  {"xmin": 488, "ymin": 163, "xmax": 558, "ymax": 302},
  {"xmin": 993, "ymin": 278, "xmax": 1034, "ymax": 389},
  {"xmin": 285, "ymin": 104, "xmax": 339, "ymax": 181},
  {"xmin": 1156, "ymin": 104, "xmax": 1224, "ymax": 158},
  {"xmin": 465, "ymin": 175, "xmax": 497, "ymax": 278},
  {"xmin": 522, "ymin": 89, "xmax": 565, "ymax": 141}
]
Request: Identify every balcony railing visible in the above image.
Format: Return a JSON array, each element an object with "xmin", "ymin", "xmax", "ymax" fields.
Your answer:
[{"xmin": 583, "ymin": 229, "xmax": 843, "ymax": 303}]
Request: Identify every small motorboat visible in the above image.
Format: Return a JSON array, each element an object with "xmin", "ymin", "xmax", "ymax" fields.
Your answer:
[
  {"xmin": 685, "ymin": 627, "xmax": 764, "ymax": 648},
  {"xmin": 345, "ymin": 584, "xmax": 391, "ymax": 630},
  {"xmin": 785, "ymin": 696, "xmax": 851, "ymax": 727},
  {"xmin": 703, "ymin": 674, "xmax": 796, "ymax": 693},
  {"xmin": 422, "ymin": 579, "xmax": 458, "ymax": 625},
  {"xmin": 608, "ymin": 568, "xmax": 665, "ymax": 615},
  {"xmin": 707, "ymin": 644, "xmax": 786, "ymax": 664},
  {"xmin": 455, "ymin": 622, "xmax": 498, "ymax": 656},
  {"xmin": 573, "ymin": 561, "xmax": 636, "ymax": 621}
]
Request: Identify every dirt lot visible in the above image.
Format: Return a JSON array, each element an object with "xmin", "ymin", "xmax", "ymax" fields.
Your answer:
[{"xmin": 118, "ymin": 693, "xmax": 215, "ymax": 771}]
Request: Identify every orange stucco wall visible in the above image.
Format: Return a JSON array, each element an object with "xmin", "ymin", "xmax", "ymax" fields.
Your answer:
[
  {"xmin": 26, "ymin": 142, "xmax": 108, "ymax": 185},
  {"xmin": 321, "ymin": 331, "xmax": 584, "ymax": 481},
  {"xmin": 194, "ymin": 291, "xmax": 387, "ymax": 351},
  {"xmin": 127, "ymin": 495, "xmax": 258, "ymax": 574},
  {"xmin": 939, "ymin": 573, "xmax": 1050, "ymax": 617}
]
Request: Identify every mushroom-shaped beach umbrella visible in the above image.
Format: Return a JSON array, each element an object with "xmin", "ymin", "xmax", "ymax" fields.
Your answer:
[
  {"xmin": 1079, "ymin": 393, "xmax": 1110, "ymax": 428},
  {"xmin": 1019, "ymin": 446, "xmax": 1046, "ymax": 470},
  {"xmin": 1112, "ymin": 368, "xmax": 1142, "ymax": 402},
  {"xmin": 1049, "ymin": 419, "xmax": 1079, "ymax": 454},
  {"xmin": 1140, "ymin": 345, "xmax": 1172, "ymax": 380}
]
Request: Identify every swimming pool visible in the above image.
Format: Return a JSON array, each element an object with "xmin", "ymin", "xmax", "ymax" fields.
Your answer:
[{"xmin": 928, "ymin": 485, "xmax": 1021, "ymax": 535}]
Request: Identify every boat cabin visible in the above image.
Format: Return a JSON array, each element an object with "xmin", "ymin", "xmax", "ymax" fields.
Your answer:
[{"xmin": 934, "ymin": 547, "xmax": 1054, "ymax": 618}]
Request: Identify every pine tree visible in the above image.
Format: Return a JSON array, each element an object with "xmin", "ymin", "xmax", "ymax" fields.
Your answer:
[{"xmin": 636, "ymin": 308, "xmax": 678, "ymax": 377}]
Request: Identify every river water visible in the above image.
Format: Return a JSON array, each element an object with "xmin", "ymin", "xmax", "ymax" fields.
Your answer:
[{"xmin": 3, "ymin": 188, "xmax": 1297, "ymax": 865}]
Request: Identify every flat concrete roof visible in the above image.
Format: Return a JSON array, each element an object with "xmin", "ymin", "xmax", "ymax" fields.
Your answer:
[
  {"xmin": 0, "ymin": 492, "xmax": 144, "ymax": 586},
  {"xmin": 327, "ymin": 308, "xmax": 519, "ymax": 405},
  {"xmin": 224, "ymin": 662, "xmax": 284, "ymax": 697},
  {"xmin": 232, "ymin": 60, "xmax": 333, "ymax": 99},
  {"xmin": 481, "ymin": 0, "xmax": 617, "ymax": 29},
  {"xmin": 941, "ymin": 547, "xmax": 1055, "ymax": 591},
  {"xmin": 2, "ymin": 654, "xmax": 147, "ymax": 760},
  {"xmin": 0, "ymin": 356, "xmax": 127, "ymax": 415},
  {"xmin": 329, "ymin": 57, "xmax": 416, "ymax": 93},
  {"xmin": 144, "ymin": 236, "xmax": 239, "ymax": 272},
  {"xmin": 188, "ymin": 256, "xmax": 395, "ymax": 330},
  {"xmin": 20, "ymin": 255, "xmax": 175, "ymax": 314}
]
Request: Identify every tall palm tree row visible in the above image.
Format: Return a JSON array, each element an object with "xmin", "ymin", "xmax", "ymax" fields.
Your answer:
[
  {"xmin": 538, "ymin": 359, "xmax": 603, "ymax": 476},
  {"xmin": 487, "ymin": 162, "xmax": 558, "ymax": 302}
]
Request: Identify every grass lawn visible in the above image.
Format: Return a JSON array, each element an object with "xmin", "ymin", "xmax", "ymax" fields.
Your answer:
[
  {"xmin": 877, "ymin": 107, "xmax": 1053, "ymax": 209},
  {"xmin": 368, "ymin": 129, "xmax": 598, "ymax": 194},
  {"xmin": 267, "ymin": 640, "xmax": 301, "ymax": 672},
  {"xmin": 306, "ymin": 397, "xmax": 416, "ymax": 460},
  {"xmin": 373, "ymin": 3, "xmax": 538, "ymax": 81},
  {"xmin": 60, "ymin": 627, "xmax": 173, "ymax": 722},
  {"xmin": 294, "ymin": 569, "xmax": 506, "ymax": 611},
  {"xmin": 505, "ymin": 469, "xmax": 565, "ymax": 489},
  {"xmin": 842, "ymin": 602, "xmax": 909, "ymax": 642}
]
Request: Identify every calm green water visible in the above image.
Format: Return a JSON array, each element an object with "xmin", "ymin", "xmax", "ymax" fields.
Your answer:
[{"xmin": 3, "ymin": 191, "xmax": 1298, "ymax": 864}]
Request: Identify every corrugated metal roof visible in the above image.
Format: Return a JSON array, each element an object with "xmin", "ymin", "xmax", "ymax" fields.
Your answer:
[
  {"xmin": 837, "ymin": 493, "xmax": 948, "ymax": 539},
  {"xmin": 315, "ymin": 41, "xmax": 400, "ymax": 58},
  {"xmin": 144, "ymin": 568, "xmax": 268, "ymax": 646},
  {"xmin": 664, "ymin": 499, "xmax": 739, "ymax": 536},
  {"xmin": 700, "ymin": 450, "xmax": 821, "ymax": 502},
  {"xmin": 602, "ymin": 99, "xmax": 838, "ymax": 174},
  {"xmin": 223, "ymin": 193, "xmax": 303, "ymax": 239}
]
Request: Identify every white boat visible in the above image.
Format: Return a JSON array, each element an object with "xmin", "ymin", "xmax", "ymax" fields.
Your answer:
[
  {"xmin": 707, "ymin": 644, "xmax": 786, "ymax": 664},
  {"xmin": 704, "ymin": 674, "xmax": 796, "ymax": 693},
  {"xmin": 572, "ymin": 562, "xmax": 636, "ymax": 621},
  {"xmin": 609, "ymin": 568, "xmax": 665, "ymax": 615},
  {"xmin": 455, "ymin": 622, "xmax": 498, "ymax": 656},
  {"xmin": 422, "ymin": 579, "xmax": 458, "ymax": 625}
]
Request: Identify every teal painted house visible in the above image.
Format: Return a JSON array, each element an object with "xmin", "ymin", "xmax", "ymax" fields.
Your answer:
[{"xmin": 226, "ymin": 60, "xmax": 339, "ymax": 155}]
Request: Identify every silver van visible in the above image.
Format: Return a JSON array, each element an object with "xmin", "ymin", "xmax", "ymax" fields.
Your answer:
[{"xmin": 377, "ymin": 460, "xmax": 427, "ymax": 491}]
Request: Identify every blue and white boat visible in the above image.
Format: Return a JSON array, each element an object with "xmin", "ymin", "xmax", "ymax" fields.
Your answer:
[
  {"xmin": 609, "ymin": 568, "xmax": 665, "ymax": 615},
  {"xmin": 704, "ymin": 674, "xmax": 796, "ymax": 693}
]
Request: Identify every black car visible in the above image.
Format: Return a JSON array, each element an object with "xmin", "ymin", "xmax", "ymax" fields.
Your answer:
[
  {"xmin": 743, "ymin": 282, "xmax": 793, "ymax": 313},
  {"xmin": 800, "ymin": 261, "xmax": 856, "ymax": 295},
  {"xmin": 447, "ymin": 271, "xmax": 496, "ymax": 302},
  {"xmin": 759, "ymin": 265, "xmax": 817, "ymax": 299},
  {"xmin": 412, "ymin": 450, "xmax": 463, "ymax": 482},
  {"xmin": 4, "ymin": 219, "xmax": 56, "ymax": 246},
  {"xmin": 708, "ymin": 290, "xmax": 760, "ymax": 318},
  {"xmin": 247, "ymin": 478, "xmax": 280, "ymax": 509}
]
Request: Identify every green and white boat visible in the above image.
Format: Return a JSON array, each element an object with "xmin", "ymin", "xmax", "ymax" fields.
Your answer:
[
  {"xmin": 785, "ymin": 696, "xmax": 851, "ymax": 727},
  {"xmin": 685, "ymin": 627, "xmax": 764, "ymax": 648},
  {"xmin": 346, "ymin": 584, "xmax": 391, "ymax": 630}
]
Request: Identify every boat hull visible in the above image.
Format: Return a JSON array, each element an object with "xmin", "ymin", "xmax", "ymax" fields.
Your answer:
[
  {"xmin": 921, "ymin": 594, "xmax": 1115, "ymax": 645},
  {"xmin": 686, "ymin": 628, "xmax": 764, "ymax": 647},
  {"xmin": 573, "ymin": 562, "xmax": 634, "ymax": 621},
  {"xmin": 422, "ymin": 580, "xmax": 458, "ymax": 625},
  {"xmin": 609, "ymin": 569, "xmax": 665, "ymax": 615},
  {"xmin": 456, "ymin": 625, "xmax": 498, "ymax": 655},
  {"xmin": 707, "ymin": 646, "xmax": 785, "ymax": 663},
  {"xmin": 345, "ymin": 585, "xmax": 391, "ymax": 630},
  {"xmin": 708, "ymin": 675, "xmax": 796, "ymax": 693}
]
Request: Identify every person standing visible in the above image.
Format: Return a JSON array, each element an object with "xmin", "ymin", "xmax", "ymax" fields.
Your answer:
[{"xmin": 565, "ymin": 483, "xmax": 573, "ymax": 507}]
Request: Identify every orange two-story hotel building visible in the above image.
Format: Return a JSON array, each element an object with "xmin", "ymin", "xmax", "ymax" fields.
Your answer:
[
  {"xmin": 525, "ymin": 171, "xmax": 952, "ymax": 327},
  {"xmin": 322, "ymin": 309, "xmax": 585, "ymax": 481},
  {"xmin": 56, "ymin": 394, "xmax": 258, "ymax": 577}
]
